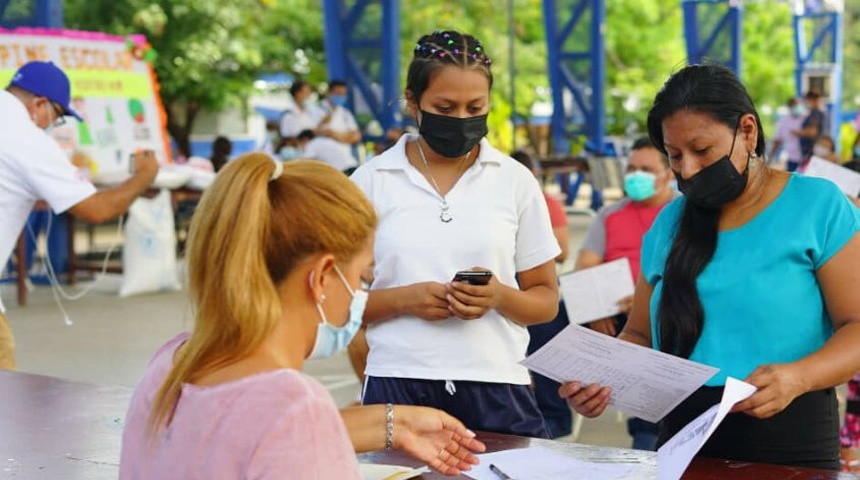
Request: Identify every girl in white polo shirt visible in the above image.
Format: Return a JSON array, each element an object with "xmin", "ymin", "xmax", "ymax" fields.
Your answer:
[{"xmin": 351, "ymin": 30, "xmax": 560, "ymax": 438}]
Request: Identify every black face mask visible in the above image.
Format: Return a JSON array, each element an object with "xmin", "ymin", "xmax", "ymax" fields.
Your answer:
[
  {"xmin": 676, "ymin": 127, "xmax": 749, "ymax": 209},
  {"xmin": 418, "ymin": 110, "xmax": 488, "ymax": 158}
]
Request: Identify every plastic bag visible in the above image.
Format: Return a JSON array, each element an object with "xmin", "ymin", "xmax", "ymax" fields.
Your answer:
[{"xmin": 120, "ymin": 189, "xmax": 181, "ymax": 297}]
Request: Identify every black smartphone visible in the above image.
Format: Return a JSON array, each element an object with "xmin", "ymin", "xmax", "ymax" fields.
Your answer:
[{"xmin": 452, "ymin": 271, "xmax": 493, "ymax": 285}]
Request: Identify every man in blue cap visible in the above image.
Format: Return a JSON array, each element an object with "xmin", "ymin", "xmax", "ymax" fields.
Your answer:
[{"xmin": 0, "ymin": 61, "xmax": 158, "ymax": 370}]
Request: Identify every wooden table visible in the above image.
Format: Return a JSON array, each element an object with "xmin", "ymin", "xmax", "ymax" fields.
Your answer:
[
  {"xmin": 359, "ymin": 431, "xmax": 860, "ymax": 479},
  {"xmin": 3, "ymin": 371, "xmax": 856, "ymax": 480}
]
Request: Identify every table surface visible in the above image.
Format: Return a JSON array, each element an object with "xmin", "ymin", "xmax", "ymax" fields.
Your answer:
[
  {"xmin": 359, "ymin": 431, "xmax": 860, "ymax": 480},
  {"xmin": 2, "ymin": 370, "xmax": 857, "ymax": 480}
]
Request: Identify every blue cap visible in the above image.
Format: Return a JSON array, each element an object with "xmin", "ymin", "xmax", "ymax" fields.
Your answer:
[{"xmin": 9, "ymin": 61, "xmax": 83, "ymax": 122}]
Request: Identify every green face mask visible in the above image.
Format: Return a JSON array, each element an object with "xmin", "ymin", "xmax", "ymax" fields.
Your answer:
[{"xmin": 624, "ymin": 171, "xmax": 657, "ymax": 201}]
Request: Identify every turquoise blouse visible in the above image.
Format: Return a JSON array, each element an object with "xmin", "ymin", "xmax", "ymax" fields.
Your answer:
[{"xmin": 641, "ymin": 174, "xmax": 860, "ymax": 386}]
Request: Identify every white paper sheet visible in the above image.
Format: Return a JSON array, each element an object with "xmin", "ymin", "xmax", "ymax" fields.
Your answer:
[
  {"xmin": 803, "ymin": 156, "xmax": 860, "ymax": 197},
  {"xmin": 657, "ymin": 377, "xmax": 757, "ymax": 480},
  {"xmin": 521, "ymin": 325, "xmax": 718, "ymax": 423},
  {"xmin": 359, "ymin": 463, "xmax": 429, "ymax": 480},
  {"xmin": 559, "ymin": 258, "xmax": 636, "ymax": 325},
  {"xmin": 465, "ymin": 446, "xmax": 634, "ymax": 480}
]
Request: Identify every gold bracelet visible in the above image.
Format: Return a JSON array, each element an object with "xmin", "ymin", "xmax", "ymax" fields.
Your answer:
[{"xmin": 384, "ymin": 403, "xmax": 394, "ymax": 450}]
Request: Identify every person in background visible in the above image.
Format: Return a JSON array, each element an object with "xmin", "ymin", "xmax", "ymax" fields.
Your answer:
[
  {"xmin": 278, "ymin": 79, "xmax": 317, "ymax": 150},
  {"xmin": 573, "ymin": 136, "xmax": 675, "ymax": 450},
  {"xmin": 210, "ymin": 135, "xmax": 232, "ymax": 172},
  {"xmin": 794, "ymin": 89, "xmax": 825, "ymax": 162},
  {"xmin": 352, "ymin": 30, "xmax": 560, "ymax": 438},
  {"xmin": 510, "ymin": 149, "xmax": 572, "ymax": 439},
  {"xmin": 840, "ymin": 376, "xmax": 860, "ymax": 472},
  {"xmin": 296, "ymin": 129, "xmax": 359, "ymax": 175},
  {"xmin": 770, "ymin": 97, "xmax": 804, "ymax": 171},
  {"xmin": 120, "ymin": 155, "xmax": 485, "ymax": 479},
  {"xmin": 561, "ymin": 64, "xmax": 860, "ymax": 470},
  {"xmin": 0, "ymin": 61, "xmax": 158, "ymax": 370},
  {"xmin": 314, "ymin": 80, "xmax": 362, "ymax": 166},
  {"xmin": 812, "ymin": 135, "xmax": 841, "ymax": 164}
]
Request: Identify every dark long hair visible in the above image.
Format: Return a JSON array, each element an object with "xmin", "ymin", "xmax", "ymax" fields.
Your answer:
[
  {"xmin": 646, "ymin": 64, "xmax": 765, "ymax": 358},
  {"xmin": 406, "ymin": 30, "xmax": 493, "ymax": 105}
]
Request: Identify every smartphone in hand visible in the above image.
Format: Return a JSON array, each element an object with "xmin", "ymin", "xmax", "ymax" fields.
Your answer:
[{"xmin": 452, "ymin": 271, "xmax": 493, "ymax": 286}]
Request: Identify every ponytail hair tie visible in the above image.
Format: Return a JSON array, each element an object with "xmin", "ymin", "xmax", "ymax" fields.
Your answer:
[{"xmin": 270, "ymin": 159, "xmax": 284, "ymax": 181}]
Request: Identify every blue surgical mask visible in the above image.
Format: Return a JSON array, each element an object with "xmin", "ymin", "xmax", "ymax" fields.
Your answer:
[
  {"xmin": 624, "ymin": 171, "xmax": 657, "ymax": 201},
  {"xmin": 669, "ymin": 179, "xmax": 679, "ymax": 193},
  {"xmin": 854, "ymin": 146, "xmax": 860, "ymax": 159},
  {"xmin": 791, "ymin": 105, "xmax": 804, "ymax": 117},
  {"xmin": 302, "ymin": 98, "xmax": 316, "ymax": 111},
  {"xmin": 329, "ymin": 94, "xmax": 347, "ymax": 108},
  {"xmin": 278, "ymin": 146, "xmax": 298, "ymax": 160},
  {"xmin": 308, "ymin": 266, "xmax": 367, "ymax": 359}
]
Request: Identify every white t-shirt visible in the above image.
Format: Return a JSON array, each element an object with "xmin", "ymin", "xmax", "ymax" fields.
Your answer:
[
  {"xmin": 301, "ymin": 137, "xmax": 358, "ymax": 171},
  {"xmin": 278, "ymin": 107, "xmax": 317, "ymax": 139},
  {"xmin": 0, "ymin": 90, "xmax": 96, "ymax": 312},
  {"xmin": 351, "ymin": 134, "xmax": 560, "ymax": 384},
  {"xmin": 313, "ymin": 103, "xmax": 359, "ymax": 164}
]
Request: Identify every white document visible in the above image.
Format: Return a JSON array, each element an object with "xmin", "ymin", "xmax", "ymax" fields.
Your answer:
[
  {"xmin": 657, "ymin": 377, "xmax": 756, "ymax": 480},
  {"xmin": 465, "ymin": 446, "xmax": 634, "ymax": 480},
  {"xmin": 521, "ymin": 324, "xmax": 718, "ymax": 423},
  {"xmin": 359, "ymin": 463, "xmax": 429, "ymax": 480},
  {"xmin": 803, "ymin": 156, "xmax": 860, "ymax": 197},
  {"xmin": 559, "ymin": 258, "xmax": 635, "ymax": 325}
]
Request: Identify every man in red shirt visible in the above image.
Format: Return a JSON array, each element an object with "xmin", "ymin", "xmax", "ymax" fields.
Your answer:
[{"xmin": 574, "ymin": 136, "xmax": 676, "ymax": 449}]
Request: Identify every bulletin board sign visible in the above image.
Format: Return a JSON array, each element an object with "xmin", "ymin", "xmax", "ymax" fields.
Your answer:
[{"xmin": 0, "ymin": 28, "xmax": 171, "ymax": 175}]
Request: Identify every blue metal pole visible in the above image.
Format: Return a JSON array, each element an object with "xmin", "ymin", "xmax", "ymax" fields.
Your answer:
[
  {"xmin": 590, "ymin": 0, "xmax": 606, "ymax": 154},
  {"xmin": 380, "ymin": 0, "xmax": 400, "ymax": 132},
  {"xmin": 321, "ymin": 0, "xmax": 347, "ymax": 81}
]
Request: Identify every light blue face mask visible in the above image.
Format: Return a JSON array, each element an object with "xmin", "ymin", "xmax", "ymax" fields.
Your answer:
[
  {"xmin": 308, "ymin": 265, "xmax": 368, "ymax": 359},
  {"xmin": 279, "ymin": 146, "xmax": 298, "ymax": 160},
  {"xmin": 329, "ymin": 94, "xmax": 347, "ymax": 108},
  {"xmin": 624, "ymin": 171, "xmax": 657, "ymax": 201},
  {"xmin": 854, "ymin": 146, "xmax": 860, "ymax": 159}
]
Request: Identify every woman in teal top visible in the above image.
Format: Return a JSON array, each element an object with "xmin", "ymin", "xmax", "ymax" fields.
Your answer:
[{"xmin": 560, "ymin": 64, "xmax": 860, "ymax": 470}]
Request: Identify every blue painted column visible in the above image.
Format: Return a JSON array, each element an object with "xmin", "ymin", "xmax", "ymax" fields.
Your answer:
[
  {"xmin": 682, "ymin": 0, "xmax": 742, "ymax": 77},
  {"xmin": 321, "ymin": 0, "xmax": 401, "ymax": 140},
  {"xmin": 793, "ymin": 8, "xmax": 843, "ymax": 145},
  {"xmin": 542, "ymin": 0, "xmax": 607, "ymax": 156}
]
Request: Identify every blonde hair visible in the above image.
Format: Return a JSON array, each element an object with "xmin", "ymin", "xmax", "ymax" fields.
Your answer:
[{"xmin": 149, "ymin": 154, "xmax": 376, "ymax": 434}]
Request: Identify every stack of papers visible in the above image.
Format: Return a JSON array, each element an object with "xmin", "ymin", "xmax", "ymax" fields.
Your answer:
[
  {"xmin": 559, "ymin": 259, "xmax": 635, "ymax": 325},
  {"xmin": 465, "ymin": 446, "xmax": 635, "ymax": 480}
]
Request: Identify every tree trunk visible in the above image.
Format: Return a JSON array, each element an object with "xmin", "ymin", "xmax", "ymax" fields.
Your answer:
[{"xmin": 165, "ymin": 101, "xmax": 200, "ymax": 159}]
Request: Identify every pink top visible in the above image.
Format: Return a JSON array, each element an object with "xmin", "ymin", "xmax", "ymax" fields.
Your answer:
[
  {"xmin": 604, "ymin": 201, "xmax": 664, "ymax": 281},
  {"xmin": 543, "ymin": 193, "xmax": 568, "ymax": 228},
  {"xmin": 120, "ymin": 333, "xmax": 361, "ymax": 480}
]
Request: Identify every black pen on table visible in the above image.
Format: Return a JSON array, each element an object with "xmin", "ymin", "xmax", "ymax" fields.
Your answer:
[{"xmin": 489, "ymin": 463, "xmax": 515, "ymax": 480}]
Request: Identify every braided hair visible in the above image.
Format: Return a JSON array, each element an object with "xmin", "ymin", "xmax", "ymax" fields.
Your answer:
[{"xmin": 406, "ymin": 30, "xmax": 493, "ymax": 104}]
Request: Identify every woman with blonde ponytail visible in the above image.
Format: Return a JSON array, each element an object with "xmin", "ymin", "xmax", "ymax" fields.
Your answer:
[{"xmin": 120, "ymin": 154, "xmax": 485, "ymax": 479}]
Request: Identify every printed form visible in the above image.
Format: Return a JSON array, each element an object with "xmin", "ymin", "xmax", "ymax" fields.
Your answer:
[
  {"xmin": 465, "ymin": 446, "xmax": 635, "ymax": 480},
  {"xmin": 657, "ymin": 377, "xmax": 756, "ymax": 480},
  {"xmin": 521, "ymin": 325, "xmax": 718, "ymax": 423},
  {"xmin": 804, "ymin": 156, "xmax": 860, "ymax": 197},
  {"xmin": 559, "ymin": 258, "xmax": 635, "ymax": 325}
]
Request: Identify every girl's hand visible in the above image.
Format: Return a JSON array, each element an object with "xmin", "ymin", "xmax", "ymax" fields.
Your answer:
[{"xmin": 558, "ymin": 381, "xmax": 611, "ymax": 418}]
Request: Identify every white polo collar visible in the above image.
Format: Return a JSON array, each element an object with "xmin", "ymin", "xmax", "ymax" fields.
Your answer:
[{"xmin": 373, "ymin": 134, "xmax": 502, "ymax": 171}]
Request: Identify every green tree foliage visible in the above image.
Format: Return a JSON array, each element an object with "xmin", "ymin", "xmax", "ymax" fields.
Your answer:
[
  {"xmin": 65, "ymin": 0, "xmax": 852, "ymax": 155},
  {"xmin": 64, "ymin": 0, "xmax": 324, "ymax": 156}
]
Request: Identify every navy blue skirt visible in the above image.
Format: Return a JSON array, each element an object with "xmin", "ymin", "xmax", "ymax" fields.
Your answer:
[{"xmin": 363, "ymin": 376, "xmax": 549, "ymax": 438}]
